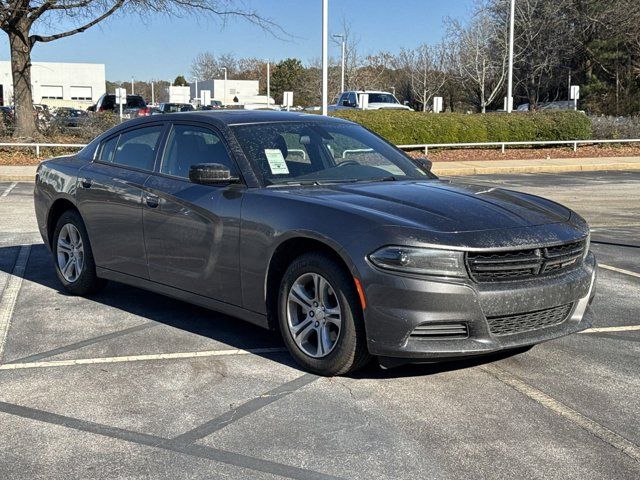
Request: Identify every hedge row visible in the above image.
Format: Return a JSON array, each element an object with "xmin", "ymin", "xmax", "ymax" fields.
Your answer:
[{"xmin": 331, "ymin": 111, "xmax": 592, "ymax": 145}]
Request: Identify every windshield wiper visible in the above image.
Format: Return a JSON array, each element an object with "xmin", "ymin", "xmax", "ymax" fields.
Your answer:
[
  {"xmin": 355, "ymin": 175, "xmax": 398, "ymax": 183},
  {"xmin": 268, "ymin": 180, "xmax": 322, "ymax": 187}
]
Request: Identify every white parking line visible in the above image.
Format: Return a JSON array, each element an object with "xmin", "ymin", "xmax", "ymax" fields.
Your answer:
[
  {"xmin": 482, "ymin": 364, "xmax": 640, "ymax": 463},
  {"xmin": 0, "ymin": 245, "xmax": 31, "ymax": 362},
  {"xmin": 0, "ymin": 182, "xmax": 17, "ymax": 198},
  {"xmin": 581, "ymin": 325, "xmax": 640, "ymax": 334},
  {"xmin": 599, "ymin": 264, "xmax": 640, "ymax": 279},
  {"xmin": 0, "ymin": 346, "xmax": 287, "ymax": 370}
]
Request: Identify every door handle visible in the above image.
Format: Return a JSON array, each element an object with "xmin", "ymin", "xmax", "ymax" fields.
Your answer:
[
  {"xmin": 145, "ymin": 194, "xmax": 159, "ymax": 208},
  {"xmin": 80, "ymin": 178, "xmax": 93, "ymax": 189}
]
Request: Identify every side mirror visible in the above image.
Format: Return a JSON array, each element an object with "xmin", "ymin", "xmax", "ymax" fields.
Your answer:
[
  {"xmin": 342, "ymin": 100, "xmax": 351, "ymax": 107},
  {"xmin": 189, "ymin": 163, "xmax": 239, "ymax": 185},
  {"xmin": 414, "ymin": 156, "xmax": 432, "ymax": 172}
]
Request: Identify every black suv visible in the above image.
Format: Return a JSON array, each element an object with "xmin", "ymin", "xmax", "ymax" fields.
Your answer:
[{"xmin": 93, "ymin": 94, "xmax": 150, "ymax": 117}]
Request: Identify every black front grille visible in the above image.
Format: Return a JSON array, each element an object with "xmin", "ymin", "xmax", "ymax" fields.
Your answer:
[
  {"xmin": 410, "ymin": 323, "xmax": 468, "ymax": 339},
  {"xmin": 466, "ymin": 240, "xmax": 585, "ymax": 282},
  {"xmin": 486, "ymin": 303, "xmax": 573, "ymax": 336}
]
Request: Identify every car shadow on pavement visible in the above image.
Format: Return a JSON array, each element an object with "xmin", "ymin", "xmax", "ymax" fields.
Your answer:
[{"xmin": 1, "ymin": 243, "xmax": 524, "ymax": 378}]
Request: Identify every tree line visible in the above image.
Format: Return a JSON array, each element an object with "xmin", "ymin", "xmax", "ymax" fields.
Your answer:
[
  {"xmin": 3, "ymin": 0, "xmax": 639, "ymax": 138},
  {"xmin": 187, "ymin": 0, "xmax": 640, "ymax": 115}
]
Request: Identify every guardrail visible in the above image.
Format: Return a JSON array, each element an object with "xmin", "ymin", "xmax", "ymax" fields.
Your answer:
[
  {"xmin": 397, "ymin": 138, "xmax": 640, "ymax": 155},
  {"xmin": 1, "ymin": 138, "xmax": 640, "ymax": 158},
  {"xmin": 0, "ymin": 142, "xmax": 87, "ymax": 157}
]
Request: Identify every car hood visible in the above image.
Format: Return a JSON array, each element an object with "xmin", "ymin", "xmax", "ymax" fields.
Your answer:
[{"xmin": 288, "ymin": 180, "xmax": 572, "ymax": 233}]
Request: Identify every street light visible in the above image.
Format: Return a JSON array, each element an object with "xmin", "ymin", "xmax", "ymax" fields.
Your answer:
[
  {"xmin": 221, "ymin": 67, "xmax": 227, "ymax": 106},
  {"xmin": 333, "ymin": 33, "xmax": 345, "ymax": 94},
  {"xmin": 266, "ymin": 61, "xmax": 270, "ymax": 109},
  {"xmin": 321, "ymin": 0, "xmax": 328, "ymax": 115},
  {"xmin": 506, "ymin": 0, "xmax": 515, "ymax": 113}
]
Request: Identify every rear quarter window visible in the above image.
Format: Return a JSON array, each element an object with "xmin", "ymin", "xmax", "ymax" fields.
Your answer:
[{"xmin": 98, "ymin": 136, "xmax": 119, "ymax": 163}]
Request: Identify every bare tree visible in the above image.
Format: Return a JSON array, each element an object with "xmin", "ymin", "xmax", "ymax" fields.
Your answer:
[
  {"xmin": 448, "ymin": 4, "xmax": 509, "ymax": 112},
  {"xmin": 190, "ymin": 51, "xmax": 238, "ymax": 81},
  {"xmin": 397, "ymin": 43, "xmax": 448, "ymax": 111},
  {"xmin": 0, "ymin": 1, "xmax": 280, "ymax": 138}
]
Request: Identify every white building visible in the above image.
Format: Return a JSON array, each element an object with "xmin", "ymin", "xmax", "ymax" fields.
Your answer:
[
  {"xmin": 190, "ymin": 79, "xmax": 259, "ymax": 106},
  {"xmin": 0, "ymin": 61, "xmax": 105, "ymax": 108}
]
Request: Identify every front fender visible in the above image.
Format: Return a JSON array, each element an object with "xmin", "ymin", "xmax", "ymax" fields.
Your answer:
[{"xmin": 239, "ymin": 190, "xmax": 375, "ymax": 314}]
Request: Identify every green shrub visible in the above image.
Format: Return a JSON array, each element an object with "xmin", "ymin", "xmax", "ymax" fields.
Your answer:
[{"xmin": 331, "ymin": 111, "xmax": 592, "ymax": 145}]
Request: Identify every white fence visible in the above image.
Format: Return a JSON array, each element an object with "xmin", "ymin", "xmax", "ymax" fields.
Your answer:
[
  {"xmin": 1, "ymin": 138, "xmax": 640, "ymax": 158},
  {"xmin": 397, "ymin": 138, "xmax": 640, "ymax": 155},
  {"xmin": 0, "ymin": 142, "xmax": 87, "ymax": 157}
]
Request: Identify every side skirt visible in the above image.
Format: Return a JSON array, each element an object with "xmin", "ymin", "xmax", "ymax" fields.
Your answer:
[{"xmin": 96, "ymin": 267, "xmax": 269, "ymax": 330}]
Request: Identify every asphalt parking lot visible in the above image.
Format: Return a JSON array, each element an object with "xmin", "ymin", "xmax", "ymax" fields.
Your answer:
[{"xmin": 0, "ymin": 170, "xmax": 638, "ymax": 479}]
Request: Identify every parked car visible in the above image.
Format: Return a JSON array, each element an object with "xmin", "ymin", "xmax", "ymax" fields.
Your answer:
[
  {"xmin": 34, "ymin": 111, "xmax": 596, "ymax": 375},
  {"xmin": 157, "ymin": 102, "xmax": 195, "ymax": 113},
  {"xmin": 517, "ymin": 101, "xmax": 576, "ymax": 112},
  {"xmin": 52, "ymin": 107, "xmax": 88, "ymax": 128},
  {"xmin": 0, "ymin": 105, "xmax": 14, "ymax": 123},
  {"xmin": 93, "ymin": 94, "xmax": 151, "ymax": 117},
  {"xmin": 330, "ymin": 90, "xmax": 413, "ymax": 111}
]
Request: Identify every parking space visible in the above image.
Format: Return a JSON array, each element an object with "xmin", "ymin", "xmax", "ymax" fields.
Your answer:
[{"xmin": 0, "ymin": 173, "xmax": 639, "ymax": 479}]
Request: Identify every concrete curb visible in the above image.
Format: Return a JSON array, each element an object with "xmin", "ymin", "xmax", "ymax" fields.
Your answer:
[
  {"xmin": 433, "ymin": 162, "xmax": 640, "ymax": 176},
  {"xmin": 0, "ymin": 175, "xmax": 36, "ymax": 182}
]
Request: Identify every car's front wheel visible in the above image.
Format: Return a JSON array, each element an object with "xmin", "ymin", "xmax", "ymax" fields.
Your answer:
[
  {"xmin": 53, "ymin": 210, "xmax": 106, "ymax": 295},
  {"xmin": 278, "ymin": 252, "xmax": 370, "ymax": 376}
]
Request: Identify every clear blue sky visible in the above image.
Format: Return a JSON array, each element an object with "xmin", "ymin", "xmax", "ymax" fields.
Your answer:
[{"xmin": 1, "ymin": 0, "xmax": 472, "ymax": 81}]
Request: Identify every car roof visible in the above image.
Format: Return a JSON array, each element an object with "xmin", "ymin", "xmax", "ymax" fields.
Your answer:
[{"xmin": 123, "ymin": 110, "xmax": 352, "ymax": 128}]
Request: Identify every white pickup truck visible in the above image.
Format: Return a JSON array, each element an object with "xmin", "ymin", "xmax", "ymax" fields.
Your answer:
[{"xmin": 329, "ymin": 90, "xmax": 413, "ymax": 111}]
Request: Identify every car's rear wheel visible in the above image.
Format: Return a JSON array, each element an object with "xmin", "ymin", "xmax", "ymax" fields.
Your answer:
[
  {"xmin": 53, "ymin": 210, "xmax": 106, "ymax": 295},
  {"xmin": 278, "ymin": 252, "xmax": 370, "ymax": 376}
]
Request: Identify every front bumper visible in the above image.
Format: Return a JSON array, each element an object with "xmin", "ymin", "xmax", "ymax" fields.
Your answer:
[{"xmin": 361, "ymin": 251, "xmax": 597, "ymax": 359}]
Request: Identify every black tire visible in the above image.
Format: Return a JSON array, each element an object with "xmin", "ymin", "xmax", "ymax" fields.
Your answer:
[
  {"xmin": 278, "ymin": 252, "xmax": 371, "ymax": 376},
  {"xmin": 52, "ymin": 209, "xmax": 106, "ymax": 296}
]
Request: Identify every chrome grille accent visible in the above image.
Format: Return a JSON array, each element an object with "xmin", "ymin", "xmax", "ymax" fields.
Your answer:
[
  {"xmin": 486, "ymin": 303, "xmax": 574, "ymax": 336},
  {"xmin": 410, "ymin": 323, "xmax": 468, "ymax": 339},
  {"xmin": 466, "ymin": 240, "xmax": 585, "ymax": 282}
]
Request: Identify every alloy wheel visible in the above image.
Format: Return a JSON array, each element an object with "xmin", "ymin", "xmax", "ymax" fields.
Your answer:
[
  {"xmin": 56, "ymin": 223, "xmax": 84, "ymax": 283},
  {"xmin": 287, "ymin": 272, "xmax": 342, "ymax": 358}
]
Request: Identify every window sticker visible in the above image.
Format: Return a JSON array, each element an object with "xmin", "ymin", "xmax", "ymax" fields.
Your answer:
[{"xmin": 264, "ymin": 149, "xmax": 290, "ymax": 174}]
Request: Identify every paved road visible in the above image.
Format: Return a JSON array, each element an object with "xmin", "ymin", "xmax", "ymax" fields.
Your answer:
[{"xmin": 0, "ymin": 172, "xmax": 638, "ymax": 480}]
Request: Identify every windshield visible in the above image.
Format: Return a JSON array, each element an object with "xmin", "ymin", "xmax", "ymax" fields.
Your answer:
[
  {"xmin": 231, "ymin": 122, "xmax": 430, "ymax": 186},
  {"xmin": 367, "ymin": 93, "xmax": 399, "ymax": 104}
]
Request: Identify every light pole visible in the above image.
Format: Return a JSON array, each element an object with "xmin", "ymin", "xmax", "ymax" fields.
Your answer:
[
  {"xmin": 151, "ymin": 81, "xmax": 155, "ymax": 105},
  {"xmin": 333, "ymin": 33, "xmax": 345, "ymax": 93},
  {"xmin": 506, "ymin": 0, "xmax": 515, "ymax": 113},
  {"xmin": 266, "ymin": 61, "xmax": 270, "ymax": 109},
  {"xmin": 321, "ymin": 0, "xmax": 328, "ymax": 115},
  {"xmin": 194, "ymin": 78, "xmax": 199, "ymax": 104},
  {"xmin": 131, "ymin": 77, "xmax": 135, "ymax": 95},
  {"xmin": 221, "ymin": 67, "xmax": 227, "ymax": 106}
]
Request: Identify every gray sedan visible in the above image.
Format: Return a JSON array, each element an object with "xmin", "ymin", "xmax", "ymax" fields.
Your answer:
[{"xmin": 34, "ymin": 111, "xmax": 596, "ymax": 375}]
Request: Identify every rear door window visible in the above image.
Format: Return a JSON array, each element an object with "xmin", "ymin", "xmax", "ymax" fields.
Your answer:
[{"xmin": 111, "ymin": 125, "xmax": 164, "ymax": 171}]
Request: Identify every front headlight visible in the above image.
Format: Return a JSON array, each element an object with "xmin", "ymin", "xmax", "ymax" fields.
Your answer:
[
  {"xmin": 583, "ymin": 233, "xmax": 591, "ymax": 260},
  {"xmin": 368, "ymin": 246, "xmax": 467, "ymax": 277}
]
